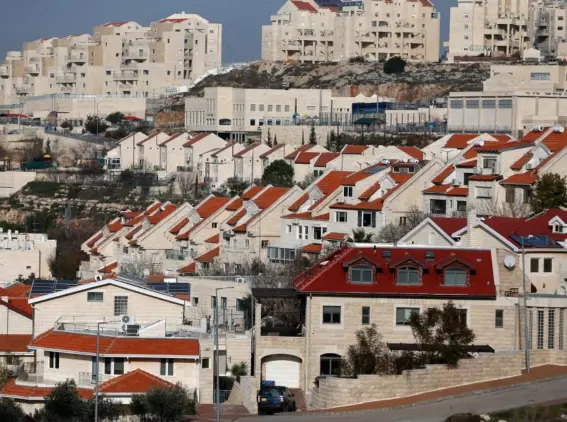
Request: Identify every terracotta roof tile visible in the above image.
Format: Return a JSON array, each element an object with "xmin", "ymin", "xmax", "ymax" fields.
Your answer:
[
  {"xmin": 510, "ymin": 152, "xmax": 532, "ymax": 170},
  {"xmin": 86, "ymin": 232, "xmax": 103, "ymax": 248},
  {"xmin": 147, "ymin": 204, "xmax": 177, "ymax": 225},
  {"xmin": 99, "ymin": 369, "xmax": 174, "ymax": 394},
  {"xmin": 107, "ymin": 219, "xmax": 122, "ymax": 233},
  {"xmin": 194, "ymin": 247, "xmax": 220, "ymax": 263},
  {"xmin": 285, "ymin": 145, "xmax": 315, "ymax": 160},
  {"xmin": 226, "ymin": 198, "xmax": 243, "ymax": 210},
  {"xmin": 125, "ymin": 225, "xmax": 142, "ymax": 240},
  {"xmin": 136, "ymin": 132, "xmax": 162, "ymax": 146},
  {"xmin": 241, "ymin": 186, "xmax": 264, "ymax": 200},
  {"xmin": 443, "ymin": 134, "xmax": 479, "ymax": 149},
  {"xmin": 295, "ymin": 151, "xmax": 319, "ymax": 164},
  {"xmin": 476, "ymin": 139, "xmax": 534, "ymax": 153},
  {"xmin": 227, "ymin": 209, "xmax": 246, "ymax": 226},
  {"xmin": 520, "ymin": 128, "xmax": 549, "ymax": 142},
  {"xmin": 176, "ymin": 220, "xmax": 203, "ymax": 240},
  {"xmin": 456, "ymin": 159, "xmax": 477, "ymax": 168},
  {"xmin": 342, "ymin": 164, "xmax": 382, "ymax": 185},
  {"xmin": 282, "ymin": 212, "xmax": 329, "ymax": 221},
  {"xmin": 196, "ymin": 196, "xmax": 230, "ymax": 218},
  {"xmin": 288, "ymin": 193, "xmax": 309, "ymax": 211},
  {"xmin": 314, "ymin": 152, "xmax": 340, "ymax": 167},
  {"xmin": 397, "ymin": 146, "xmax": 424, "ymax": 161},
  {"xmin": 316, "ymin": 171, "xmax": 351, "ymax": 193},
  {"xmin": 302, "ymin": 243, "xmax": 323, "ymax": 254},
  {"xmin": 144, "ymin": 202, "xmax": 163, "ymax": 216},
  {"xmin": 0, "ymin": 379, "xmax": 92, "ymax": 400},
  {"xmin": 432, "ymin": 165, "xmax": 455, "ymax": 185},
  {"xmin": 292, "ymin": 0, "xmax": 318, "ymax": 12},
  {"xmin": 253, "ymin": 187, "xmax": 289, "ymax": 209},
  {"xmin": 159, "ymin": 132, "xmax": 185, "ymax": 146},
  {"xmin": 0, "ymin": 334, "xmax": 31, "ymax": 352},
  {"xmin": 468, "ymin": 174, "xmax": 503, "ymax": 182},
  {"xmin": 178, "ymin": 262, "xmax": 196, "ymax": 274},
  {"xmin": 234, "ymin": 142, "xmax": 261, "ymax": 157},
  {"xmin": 260, "ymin": 144, "xmax": 284, "ymax": 159},
  {"xmin": 430, "ymin": 217, "xmax": 466, "ymax": 237},
  {"xmin": 205, "ymin": 234, "xmax": 220, "ymax": 244},
  {"xmin": 323, "ymin": 232, "xmax": 347, "ymax": 241},
  {"xmin": 423, "ymin": 184, "xmax": 451, "ymax": 194},
  {"xmin": 211, "ymin": 141, "xmax": 237, "ymax": 157},
  {"xmin": 359, "ymin": 183, "xmax": 381, "ymax": 200},
  {"xmin": 0, "ymin": 282, "xmax": 31, "ymax": 298},
  {"xmin": 389, "ymin": 172, "xmax": 413, "ymax": 184},
  {"xmin": 342, "ymin": 145, "xmax": 368, "ymax": 154},
  {"xmin": 169, "ymin": 217, "xmax": 189, "ymax": 235},
  {"xmin": 500, "ymin": 173, "xmax": 537, "ymax": 185}
]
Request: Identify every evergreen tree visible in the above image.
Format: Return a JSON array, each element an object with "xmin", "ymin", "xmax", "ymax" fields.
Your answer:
[
  {"xmin": 266, "ymin": 129, "xmax": 273, "ymax": 148},
  {"xmin": 531, "ymin": 173, "xmax": 567, "ymax": 213},
  {"xmin": 273, "ymin": 135, "xmax": 278, "ymax": 145},
  {"xmin": 309, "ymin": 123, "xmax": 317, "ymax": 145},
  {"xmin": 301, "ymin": 131, "xmax": 305, "ymax": 145}
]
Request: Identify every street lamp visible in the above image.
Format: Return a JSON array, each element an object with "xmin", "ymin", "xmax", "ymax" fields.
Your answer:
[
  {"xmin": 95, "ymin": 321, "xmax": 108, "ymax": 422},
  {"xmin": 521, "ymin": 235, "xmax": 534, "ymax": 373},
  {"xmin": 215, "ymin": 286, "xmax": 234, "ymax": 422},
  {"xmin": 94, "ymin": 99, "xmax": 111, "ymax": 136}
]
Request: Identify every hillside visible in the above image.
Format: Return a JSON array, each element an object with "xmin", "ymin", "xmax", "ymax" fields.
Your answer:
[{"xmin": 183, "ymin": 60, "xmax": 491, "ymax": 105}]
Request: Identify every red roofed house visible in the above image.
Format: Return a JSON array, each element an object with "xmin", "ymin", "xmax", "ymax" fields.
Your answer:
[
  {"xmin": 208, "ymin": 142, "xmax": 246, "ymax": 188},
  {"xmin": 137, "ymin": 131, "xmax": 170, "ymax": 170},
  {"xmin": 158, "ymin": 132, "xmax": 191, "ymax": 173},
  {"xmin": 183, "ymin": 133, "xmax": 227, "ymax": 174},
  {"xmin": 103, "ymin": 132, "xmax": 147, "ymax": 171},
  {"xmin": 234, "ymin": 142, "xmax": 270, "ymax": 183},
  {"xmin": 0, "ymin": 280, "xmax": 34, "ymax": 367},
  {"xmin": 260, "ymin": 144, "xmax": 296, "ymax": 175},
  {"xmin": 254, "ymin": 244, "xmax": 530, "ymax": 397}
]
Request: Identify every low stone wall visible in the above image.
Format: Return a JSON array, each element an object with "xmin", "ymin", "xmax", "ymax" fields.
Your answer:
[
  {"xmin": 310, "ymin": 351, "xmax": 564, "ymax": 410},
  {"xmin": 227, "ymin": 376, "xmax": 258, "ymax": 414}
]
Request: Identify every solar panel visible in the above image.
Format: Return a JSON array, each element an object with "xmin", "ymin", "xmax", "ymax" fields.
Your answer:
[
  {"xmin": 364, "ymin": 166, "xmax": 385, "ymax": 175},
  {"xmin": 147, "ymin": 282, "xmax": 190, "ymax": 295},
  {"xmin": 30, "ymin": 280, "xmax": 77, "ymax": 296},
  {"xmin": 510, "ymin": 234, "xmax": 558, "ymax": 248},
  {"xmin": 150, "ymin": 283, "xmax": 169, "ymax": 292}
]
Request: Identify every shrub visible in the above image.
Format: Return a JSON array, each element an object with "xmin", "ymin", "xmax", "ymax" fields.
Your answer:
[
  {"xmin": 0, "ymin": 399, "xmax": 25, "ymax": 422},
  {"xmin": 130, "ymin": 384, "xmax": 197, "ymax": 422},
  {"xmin": 231, "ymin": 361, "xmax": 249, "ymax": 382},
  {"xmin": 383, "ymin": 56, "xmax": 407, "ymax": 74},
  {"xmin": 348, "ymin": 56, "xmax": 366, "ymax": 63},
  {"xmin": 444, "ymin": 413, "xmax": 483, "ymax": 422}
]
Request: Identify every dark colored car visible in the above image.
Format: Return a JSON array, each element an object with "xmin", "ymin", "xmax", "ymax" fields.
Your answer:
[{"xmin": 257, "ymin": 385, "xmax": 296, "ymax": 414}]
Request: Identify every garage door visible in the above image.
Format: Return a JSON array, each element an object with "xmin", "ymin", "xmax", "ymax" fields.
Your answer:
[{"xmin": 264, "ymin": 355, "xmax": 300, "ymax": 388}]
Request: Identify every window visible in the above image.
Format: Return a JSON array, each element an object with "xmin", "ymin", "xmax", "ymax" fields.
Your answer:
[
  {"xmin": 443, "ymin": 267, "xmax": 467, "ymax": 286},
  {"xmin": 343, "ymin": 186, "xmax": 353, "ymax": 198},
  {"xmin": 250, "ymin": 104, "xmax": 256, "ymax": 111},
  {"xmin": 221, "ymin": 297, "xmax": 227, "ymax": 309},
  {"xmin": 475, "ymin": 187, "xmax": 492, "ymax": 198},
  {"xmin": 160, "ymin": 358, "xmax": 174, "ymax": 376},
  {"xmin": 250, "ymin": 119, "xmax": 256, "ymax": 126},
  {"xmin": 313, "ymin": 226, "xmax": 327, "ymax": 240},
  {"xmin": 212, "ymin": 222, "xmax": 218, "ymax": 229},
  {"xmin": 113, "ymin": 296, "xmax": 128, "ymax": 316},
  {"xmin": 193, "ymin": 297, "xmax": 199, "ymax": 306},
  {"xmin": 245, "ymin": 239, "xmax": 250, "ymax": 248},
  {"xmin": 523, "ymin": 188, "xmax": 532, "ymax": 204},
  {"xmin": 104, "ymin": 358, "xmax": 111, "ymax": 374},
  {"xmin": 236, "ymin": 298, "xmax": 244, "ymax": 311},
  {"xmin": 261, "ymin": 240, "xmax": 269, "ymax": 249},
  {"xmin": 482, "ymin": 99, "xmax": 496, "ymax": 109},
  {"xmin": 449, "ymin": 100, "xmax": 463, "ymax": 109},
  {"xmin": 548, "ymin": 309, "xmax": 555, "ymax": 349},
  {"xmin": 49, "ymin": 352, "xmax": 59, "ymax": 369},
  {"xmin": 399, "ymin": 217, "xmax": 407, "ymax": 226},
  {"xmin": 361, "ymin": 306, "xmax": 370, "ymax": 324},
  {"xmin": 259, "ymin": 104, "xmax": 264, "ymax": 111},
  {"xmin": 505, "ymin": 187, "xmax": 515, "ymax": 204},
  {"xmin": 285, "ymin": 105, "xmax": 290, "ymax": 112},
  {"xmin": 530, "ymin": 258, "xmax": 539, "ymax": 273},
  {"xmin": 465, "ymin": 99, "xmax": 479, "ymax": 109},
  {"xmin": 396, "ymin": 307, "xmax": 419, "ymax": 326},
  {"xmin": 322, "ymin": 305, "xmax": 341, "ymax": 324},
  {"xmin": 350, "ymin": 265, "xmax": 373, "ymax": 284},
  {"xmin": 358, "ymin": 211, "xmax": 376, "ymax": 228},
  {"xmin": 456, "ymin": 309, "xmax": 467, "ymax": 325},
  {"xmin": 528, "ymin": 310, "xmax": 533, "ymax": 350},
  {"xmin": 554, "ymin": 224, "xmax": 564, "ymax": 233},
  {"xmin": 495, "ymin": 309, "xmax": 504, "ymax": 328},
  {"xmin": 286, "ymin": 225, "xmax": 292, "ymax": 234},
  {"xmin": 335, "ymin": 211, "xmax": 347, "ymax": 223},
  {"xmin": 268, "ymin": 105, "xmax": 273, "ymax": 112},
  {"xmin": 544, "ymin": 258, "xmax": 552, "ymax": 273},
  {"xmin": 87, "ymin": 292, "xmax": 103, "ymax": 302},
  {"xmin": 537, "ymin": 309, "xmax": 544, "ymax": 349},
  {"xmin": 113, "ymin": 358, "xmax": 125, "ymax": 375},
  {"xmin": 498, "ymin": 99, "xmax": 512, "ymax": 109},
  {"xmin": 201, "ymin": 358, "xmax": 210, "ymax": 369},
  {"xmin": 530, "ymin": 72, "xmax": 550, "ymax": 81},
  {"xmin": 483, "ymin": 157, "xmax": 497, "ymax": 170},
  {"xmin": 397, "ymin": 266, "xmax": 420, "ymax": 285},
  {"xmin": 320, "ymin": 353, "xmax": 341, "ymax": 376},
  {"xmin": 211, "ymin": 296, "xmax": 217, "ymax": 308},
  {"xmin": 430, "ymin": 199, "xmax": 446, "ymax": 215},
  {"xmin": 457, "ymin": 201, "xmax": 467, "ymax": 213}
]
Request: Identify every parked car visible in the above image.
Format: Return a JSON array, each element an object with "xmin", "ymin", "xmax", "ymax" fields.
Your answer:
[{"xmin": 257, "ymin": 385, "xmax": 296, "ymax": 414}]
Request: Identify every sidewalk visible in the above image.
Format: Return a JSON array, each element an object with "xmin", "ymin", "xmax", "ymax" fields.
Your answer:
[{"xmin": 309, "ymin": 364, "xmax": 567, "ymax": 414}]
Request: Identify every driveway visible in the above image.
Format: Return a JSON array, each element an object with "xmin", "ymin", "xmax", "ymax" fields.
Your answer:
[{"xmin": 236, "ymin": 376, "xmax": 567, "ymax": 422}]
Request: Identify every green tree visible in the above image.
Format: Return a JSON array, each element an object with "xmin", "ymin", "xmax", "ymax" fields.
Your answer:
[
  {"xmin": 309, "ymin": 123, "xmax": 317, "ymax": 145},
  {"xmin": 347, "ymin": 228, "xmax": 374, "ymax": 243},
  {"xmin": 301, "ymin": 131, "xmax": 305, "ymax": 145},
  {"xmin": 60, "ymin": 120, "xmax": 73, "ymax": 131},
  {"xmin": 84, "ymin": 115, "xmax": 109, "ymax": 135},
  {"xmin": 261, "ymin": 159, "xmax": 294, "ymax": 187},
  {"xmin": 266, "ymin": 129, "xmax": 273, "ymax": 148},
  {"xmin": 273, "ymin": 134, "xmax": 278, "ymax": 145},
  {"xmin": 531, "ymin": 173, "xmax": 567, "ymax": 213},
  {"xmin": 130, "ymin": 384, "xmax": 196, "ymax": 422},
  {"xmin": 105, "ymin": 112, "xmax": 125, "ymax": 125},
  {"xmin": 43, "ymin": 380, "xmax": 89, "ymax": 421},
  {"xmin": 230, "ymin": 361, "xmax": 249, "ymax": 382},
  {"xmin": 0, "ymin": 399, "xmax": 25, "ymax": 422},
  {"xmin": 383, "ymin": 56, "xmax": 407, "ymax": 74},
  {"xmin": 341, "ymin": 324, "xmax": 390, "ymax": 377}
]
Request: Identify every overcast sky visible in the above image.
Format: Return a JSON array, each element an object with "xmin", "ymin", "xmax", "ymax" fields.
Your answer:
[{"xmin": 0, "ymin": 0, "xmax": 456, "ymax": 62}]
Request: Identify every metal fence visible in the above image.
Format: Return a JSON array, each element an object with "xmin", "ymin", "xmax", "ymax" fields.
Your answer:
[{"xmin": 213, "ymin": 390, "xmax": 231, "ymax": 404}]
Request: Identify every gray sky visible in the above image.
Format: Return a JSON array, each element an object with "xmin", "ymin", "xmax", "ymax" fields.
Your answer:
[{"xmin": 0, "ymin": 0, "xmax": 456, "ymax": 62}]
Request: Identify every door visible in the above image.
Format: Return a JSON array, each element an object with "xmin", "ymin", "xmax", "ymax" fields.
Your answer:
[{"xmin": 264, "ymin": 355, "xmax": 300, "ymax": 388}]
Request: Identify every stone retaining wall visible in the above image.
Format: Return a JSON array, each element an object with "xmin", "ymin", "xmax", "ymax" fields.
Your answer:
[
  {"xmin": 310, "ymin": 351, "xmax": 566, "ymax": 410},
  {"xmin": 227, "ymin": 376, "xmax": 258, "ymax": 414}
]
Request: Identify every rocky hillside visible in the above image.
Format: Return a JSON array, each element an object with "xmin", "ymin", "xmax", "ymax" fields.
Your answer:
[{"xmin": 182, "ymin": 60, "xmax": 491, "ymax": 105}]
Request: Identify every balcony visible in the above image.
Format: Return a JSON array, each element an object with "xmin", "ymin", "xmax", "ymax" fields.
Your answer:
[
  {"xmin": 65, "ymin": 54, "xmax": 87, "ymax": 64},
  {"xmin": 123, "ymin": 51, "xmax": 148, "ymax": 60},
  {"xmin": 60, "ymin": 85, "xmax": 75, "ymax": 93},
  {"xmin": 113, "ymin": 70, "xmax": 139, "ymax": 81},
  {"xmin": 0, "ymin": 68, "xmax": 9, "ymax": 78},
  {"xmin": 55, "ymin": 74, "xmax": 76, "ymax": 83},
  {"xmin": 15, "ymin": 85, "xmax": 31, "ymax": 95},
  {"xmin": 77, "ymin": 372, "xmax": 112, "ymax": 386},
  {"xmin": 165, "ymin": 249, "xmax": 192, "ymax": 261},
  {"xmin": 24, "ymin": 65, "xmax": 39, "ymax": 75}
]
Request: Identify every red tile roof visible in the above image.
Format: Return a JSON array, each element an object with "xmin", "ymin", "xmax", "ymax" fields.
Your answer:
[
  {"xmin": 456, "ymin": 159, "xmax": 477, "ymax": 168},
  {"xmin": 468, "ymin": 174, "xmax": 503, "ymax": 182},
  {"xmin": 194, "ymin": 247, "xmax": 220, "ymax": 263},
  {"xmin": 295, "ymin": 151, "xmax": 319, "ymax": 164},
  {"xmin": 520, "ymin": 128, "xmax": 549, "ymax": 142},
  {"xmin": 316, "ymin": 171, "xmax": 351, "ymax": 193},
  {"xmin": 227, "ymin": 209, "xmax": 246, "ymax": 226},
  {"xmin": 86, "ymin": 232, "xmax": 103, "ymax": 248},
  {"xmin": 196, "ymin": 196, "xmax": 230, "ymax": 218},
  {"xmin": 282, "ymin": 212, "xmax": 329, "ymax": 221},
  {"xmin": 389, "ymin": 172, "xmax": 413, "ymax": 184},
  {"xmin": 285, "ymin": 145, "xmax": 315, "ymax": 160},
  {"xmin": 1, "ymin": 379, "xmax": 93, "ymax": 400},
  {"xmin": 253, "ymin": 187, "xmax": 289, "ymax": 209},
  {"xmin": 147, "ymin": 204, "xmax": 177, "ymax": 225},
  {"xmin": 211, "ymin": 141, "xmax": 237, "ymax": 157},
  {"xmin": 342, "ymin": 145, "xmax": 368, "ymax": 154},
  {"xmin": 359, "ymin": 183, "xmax": 381, "ymax": 200},
  {"xmin": 145, "ymin": 201, "xmax": 163, "ymax": 216},
  {"xmin": 226, "ymin": 198, "xmax": 243, "ymax": 210},
  {"xmin": 0, "ymin": 296, "xmax": 32, "ymax": 318},
  {"xmin": 182, "ymin": 133, "xmax": 209, "ymax": 147},
  {"xmin": 260, "ymin": 144, "xmax": 284, "ymax": 159},
  {"xmin": 102, "ymin": 22, "xmax": 128, "ymax": 27},
  {"xmin": 481, "ymin": 215, "xmax": 566, "ymax": 248},
  {"xmin": 169, "ymin": 217, "xmax": 189, "ymax": 235},
  {"xmin": 178, "ymin": 262, "xmax": 196, "ymax": 274},
  {"xmin": 241, "ymin": 185, "xmax": 264, "ymax": 200},
  {"xmin": 98, "ymin": 369, "xmax": 174, "ymax": 394},
  {"xmin": 125, "ymin": 225, "xmax": 142, "ymax": 240},
  {"xmin": 423, "ymin": 184, "xmax": 452, "ymax": 194},
  {"xmin": 314, "ymin": 152, "xmax": 340, "ymax": 167},
  {"xmin": 447, "ymin": 186, "xmax": 469, "ymax": 197},
  {"xmin": 0, "ymin": 334, "xmax": 32, "ymax": 352},
  {"xmin": 443, "ymin": 134, "xmax": 479, "ymax": 149},
  {"xmin": 540, "ymin": 130, "xmax": 567, "ymax": 152},
  {"xmin": 323, "ymin": 232, "xmax": 347, "ymax": 241},
  {"xmin": 302, "ymin": 243, "xmax": 323, "ymax": 254},
  {"xmin": 462, "ymin": 148, "xmax": 478, "ymax": 159},
  {"xmin": 342, "ymin": 165, "xmax": 380, "ymax": 185},
  {"xmin": 158, "ymin": 18, "xmax": 188, "ymax": 23},
  {"xmin": 476, "ymin": 139, "xmax": 535, "ymax": 153},
  {"xmin": 0, "ymin": 282, "xmax": 31, "ymax": 298},
  {"xmin": 397, "ymin": 146, "xmax": 424, "ymax": 160},
  {"xmin": 292, "ymin": 246, "xmax": 496, "ymax": 297},
  {"xmin": 292, "ymin": 0, "xmax": 318, "ymax": 12},
  {"xmin": 99, "ymin": 261, "xmax": 118, "ymax": 274},
  {"xmin": 234, "ymin": 142, "xmax": 261, "ymax": 157},
  {"xmin": 289, "ymin": 193, "xmax": 309, "ymax": 211},
  {"xmin": 175, "ymin": 220, "xmax": 202, "ymax": 241},
  {"xmin": 430, "ymin": 217, "xmax": 466, "ymax": 237},
  {"xmin": 29, "ymin": 330, "xmax": 200, "ymax": 357},
  {"xmin": 510, "ymin": 152, "xmax": 532, "ymax": 170},
  {"xmin": 499, "ymin": 173, "xmax": 537, "ymax": 185},
  {"xmin": 205, "ymin": 234, "xmax": 220, "ymax": 244},
  {"xmin": 136, "ymin": 132, "xmax": 162, "ymax": 146},
  {"xmin": 107, "ymin": 218, "xmax": 122, "ymax": 233}
]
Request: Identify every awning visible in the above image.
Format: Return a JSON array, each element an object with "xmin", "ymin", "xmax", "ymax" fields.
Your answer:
[
  {"xmin": 123, "ymin": 115, "xmax": 142, "ymax": 121},
  {"xmin": 387, "ymin": 343, "xmax": 494, "ymax": 353}
]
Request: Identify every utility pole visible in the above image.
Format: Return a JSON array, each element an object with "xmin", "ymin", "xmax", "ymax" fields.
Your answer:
[{"xmin": 521, "ymin": 237, "xmax": 531, "ymax": 373}]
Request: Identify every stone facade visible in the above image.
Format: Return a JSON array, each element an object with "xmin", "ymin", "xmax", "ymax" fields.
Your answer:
[{"xmin": 227, "ymin": 376, "xmax": 258, "ymax": 414}]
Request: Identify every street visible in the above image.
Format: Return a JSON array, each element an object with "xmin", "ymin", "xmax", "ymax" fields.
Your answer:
[{"xmin": 234, "ymin": 377, "xmax": 567, "ymax": 422}]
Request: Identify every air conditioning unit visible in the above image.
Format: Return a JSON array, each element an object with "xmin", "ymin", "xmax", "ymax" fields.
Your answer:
[
  {"xmin": 122, "ymin": 324, "xmax": 140, "ymax": 336},
  {"xmin": 553, "ymin": 125, "xmax": 565, "ymax": 133},
  {"xmin": 120, "ymin": 315, "xmax": 136, "ymax": 325},
  {"xmin": 225, "ymin": 229, "xmax": 234, "ymax": 236},
  {"xmin": 473, "ymin": 167, "xmax": 481, "ymax": 174},
  {"xmin": 532, "ymin": 125, "xmax": 544, "ymax": 132},
  {"xmin": 381, "ymin": 159, "xmax": 390, "ymax": 165},
  {"xmin": 452, "ymin": 178, "xmax": 461, "ymax": 186}
]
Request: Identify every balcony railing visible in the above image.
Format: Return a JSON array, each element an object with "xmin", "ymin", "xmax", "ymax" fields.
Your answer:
[
  {"xmin": 165, "ymin": 250, "xmax": 192, "ymax": 261},
  {"xmin": 55, "ymin": 75, "xmax": 76, "ymax": 83},
  {"xmin": 24, "ymin": 65, "xmax": 39, "ymax": 74},
  {"xmin": 114, "ymin": 71, "xmax": 139, "ymax": 81},
  {"xmin": 65, "ymin": 54, "xmax": 87, "ymax": 63},
  {"xmin": 123, "ymin": 51, "xmax": 148, "ymax": 60},
  {"xmin": 0, "ymin": 68, "xmax": 10, "ymax": 78},
  {"xmin": 78, "ymin": 372, "xmax": 112, "ymax": 386},
  {"xmin": 17, "ymin": 362, "xmax": 44, "ymax": 383}
]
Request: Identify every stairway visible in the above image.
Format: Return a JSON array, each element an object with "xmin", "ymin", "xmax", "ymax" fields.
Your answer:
[{"xmin": 289, "ymin": 388, "xmax": 307, "ymax": 411}]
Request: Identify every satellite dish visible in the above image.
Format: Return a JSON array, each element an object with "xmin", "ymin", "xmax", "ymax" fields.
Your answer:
[
  {"xmin": 475, "ymin": 140, "xmax": 485, "ymax": 147},
  {"xmin": 504, "ymin": 255, "xmax": 516, "ymax": 269}
]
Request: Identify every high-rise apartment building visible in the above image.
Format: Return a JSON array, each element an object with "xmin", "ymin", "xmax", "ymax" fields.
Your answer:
[
  {"xmin": 262, "ymin": 0, "xmax": 441, "ymax": 63},
  {"xmin": 0, "ymin": 12, "xmax": 222, "ymax": 105},
  {"xmin": 529, "ymin": 0, "xmax": 567, "ymax": 58}
]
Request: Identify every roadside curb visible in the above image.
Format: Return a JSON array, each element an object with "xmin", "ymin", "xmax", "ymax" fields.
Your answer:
[{"xmin": 233, "ymin": 374, "xmax": 567, "ymax": 420}]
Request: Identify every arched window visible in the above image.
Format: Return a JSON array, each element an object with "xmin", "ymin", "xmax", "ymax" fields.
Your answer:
[
  {"xmin": 320, "ymin": 353, "xmax": 341, "ymax": 376},
  {"xmin": 444, "ymin": 267, "xmax": 467, "ymax": 286},
  {"xmin": 397, "ymin": 266, "xmax": 420, "ymax": 285},
  {"xmin": 350, "ymin": 265, "xmax": 374, "ymax": 284}
]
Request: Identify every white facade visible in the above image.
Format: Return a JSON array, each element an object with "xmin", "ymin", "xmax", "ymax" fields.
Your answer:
[{"xmin": 0, "ymin": 231, "xmax": 56, "ymax": 282}]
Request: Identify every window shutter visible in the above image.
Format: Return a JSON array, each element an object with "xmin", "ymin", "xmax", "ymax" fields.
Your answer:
[
  {"xmin": 372, "ymin": 212, "xmax": 376, "ymax": 228},
  {"xmin": 357, "ymin": 211, "xmax": 362, "ymax": 227}
]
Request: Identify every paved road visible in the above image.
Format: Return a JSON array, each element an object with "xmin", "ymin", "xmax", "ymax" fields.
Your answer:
[{"xmin": 235, "ymin": 377, "xmax": 567, "ymax": 422}]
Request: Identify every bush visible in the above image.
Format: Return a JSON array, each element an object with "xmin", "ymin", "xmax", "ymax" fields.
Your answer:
[
  {"xmin": 444, "ymin": 414, "xmax": 482, "ymax": 422},
  {"xmin": 60, "ymin": 120, "xmax": 73, "ymax": 131},
  {"xmin": 231, "ymin": 361, "xmax": 249, "ymax": 382},
  {"xmin": 383, "ymin": 56, "xmax": 407, "ymax": 74},
  {"xmin": 348, "ymin": 56, "xmax": 366, "ymax": 63},
  {"xmin": 130, "ymin": 384, "xmax": 196, "ymax": 421},
  {"xmin": 0, "ymin": 398, "xmax": 25, "ymax": 422}
]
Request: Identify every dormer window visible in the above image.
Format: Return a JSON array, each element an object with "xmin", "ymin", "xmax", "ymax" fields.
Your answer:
[
  {"xmin": 397, "ymin": 266, "xmax": 420, "ymax": 285},
  {"xmin": 443, "ymin": 267, "xmax": 468, "ymax": 286},
  {"xmin": 554, "ymin": 224, "xmax": 564, "ymax": 233},
  {"xmin": 349, "ymin": 265, "xmax": 374, "ymax": 284},
  {"xmin": 343, "ymin": 186, "xmax": 353, "ymax": 198}
]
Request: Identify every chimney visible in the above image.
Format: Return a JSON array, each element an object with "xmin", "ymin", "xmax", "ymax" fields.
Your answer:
[{"xmin": 467, "ymin": 208, "xmax": 478, "ymax": 248}]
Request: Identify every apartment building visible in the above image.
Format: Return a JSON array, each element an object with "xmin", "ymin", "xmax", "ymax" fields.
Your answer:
[
  {"xmin": 254, "ymin": 242, "xmax": 567, "ymax": 399},
  {"xmin": 184, "ymin": 87, "xmax": 377, "ymax": 143},
  {"xmin": 0, "ymin": 12, "xmax": 222, "ymax": 105},
  {"xmin": 529, "ymin": 0, "xmax": 567, "ymax": 58},
  {"xmin": 262, "ymin": 0, "xmax": 441, "ymax": 63},
  {"xmin": 0, "ymin": 230, "xmax": 56, "ymax": 281},
  {"xmin": 447, "ymin": 0, "xmax": 530, "ymax": 61},
  {"xmin": 447, "ymin": 64, "xmax": 567, "ymax": 135}
]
